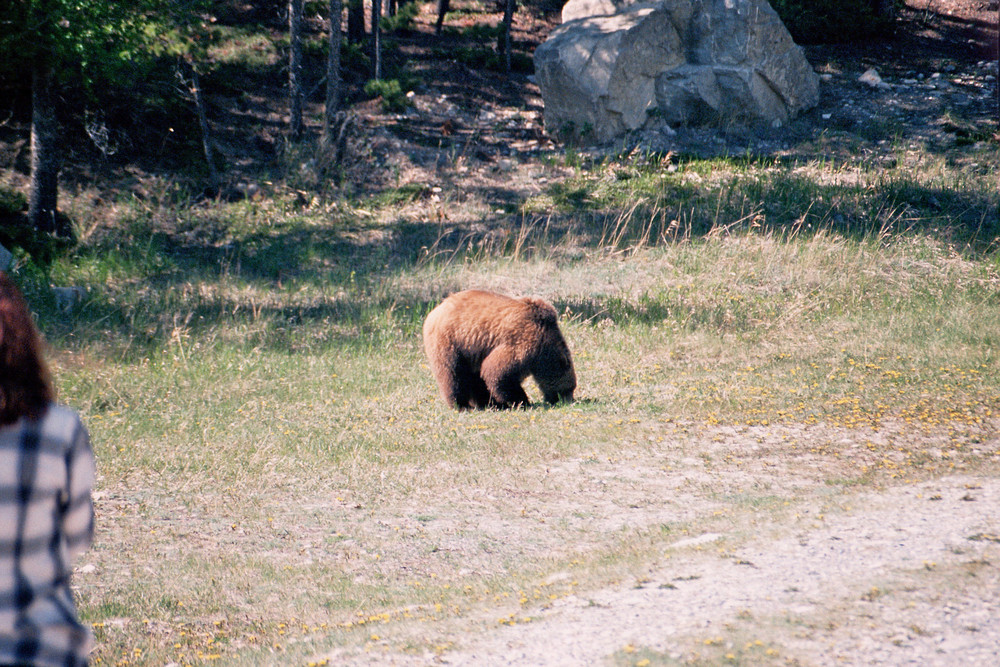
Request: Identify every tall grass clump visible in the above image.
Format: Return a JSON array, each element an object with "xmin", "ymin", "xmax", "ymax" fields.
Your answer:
[{"xmin": 521, "ymin": 150, "xmax": 999, "ymax": 257}]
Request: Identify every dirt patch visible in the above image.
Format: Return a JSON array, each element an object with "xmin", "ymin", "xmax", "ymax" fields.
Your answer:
[
  {"xmin": 430, "ymin": 477, "xmax": 1000, "ymax": 666},
  {"xmin": 313, "ymin": 423, "xmax": 1000, "ymax": 665}
]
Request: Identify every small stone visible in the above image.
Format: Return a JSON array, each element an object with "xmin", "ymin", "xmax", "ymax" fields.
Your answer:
[
  {"xmin": 52, "ymin": 286, "xmax": 86, "ymax": 312},
  {"xmin": 858, "ymin": 69, "xmax": 890, "ymax": 89}
]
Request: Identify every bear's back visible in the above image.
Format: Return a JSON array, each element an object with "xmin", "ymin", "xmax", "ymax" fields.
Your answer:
[{"xmin": 424, "ymin": 290, "xmax": 558, "ymax": 354}]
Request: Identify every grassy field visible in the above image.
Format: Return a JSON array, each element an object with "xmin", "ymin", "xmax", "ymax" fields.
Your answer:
[{"xmin": 11, "ymin": 142, "xmax": 1000, "ymax": 665}]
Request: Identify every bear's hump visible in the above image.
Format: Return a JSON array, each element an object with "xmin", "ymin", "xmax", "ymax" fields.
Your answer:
[{"xmin": 518, "ymin": 296, "xmax": 559, "ymax": 324}]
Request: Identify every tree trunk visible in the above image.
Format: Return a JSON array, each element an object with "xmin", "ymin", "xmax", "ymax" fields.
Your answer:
[
  {"xmin": 323, "ymin": 0, "xmax": 342, "ymax": 143},
  {"xmin": 435, "ymin": 0, "xmax": 449, "ymax": 35},
  {"xmin": 498, "ymin": 0, "xmax": 516, "ymax": 73},
  {"xmin": 322, "ymin": 0, "xmax": 352, "ymax": 178},
  {"xmin": 28, "ymin": 57, "xmax": 60, "ymax": 234},
  {"xmin": 185, "ymin": 62, "xmax": 221, "ymax": 191},
  {"xmin": 371, "ymin": 0, "xmax": 382, "ymax": 80},
  {"xmin": 289, "ymin": 0, "xmax": 305, "ymax": 140},
  {"xmin": 347, "ymin": 0, "xmax": 365, "ymax": 43}
]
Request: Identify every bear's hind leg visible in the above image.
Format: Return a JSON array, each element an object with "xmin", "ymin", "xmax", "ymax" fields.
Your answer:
[
  {"xmin": 480, "ymin": 348, "xmax": 530, "ymax": 409},
  {"xmin": 466, "ymin": 375, "xmax": 494, "ymax": 409},
  {"xmin": 451, "ymin": 356, "xmax": 493, "ymax": 410}
]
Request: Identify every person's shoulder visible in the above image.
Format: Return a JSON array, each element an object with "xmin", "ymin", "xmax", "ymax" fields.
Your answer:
[
  {"xmin": 39, "ymin": 404, "xmax": 88, "ymax": 447},
  {"xmin": 45, "ymin": 403, "xmax": 84, "ymax": 424}
]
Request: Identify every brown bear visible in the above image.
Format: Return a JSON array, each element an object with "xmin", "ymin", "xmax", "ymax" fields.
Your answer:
[{"xmin": 423, "ymin": 290, "xmax": 577, "ymax": 410}]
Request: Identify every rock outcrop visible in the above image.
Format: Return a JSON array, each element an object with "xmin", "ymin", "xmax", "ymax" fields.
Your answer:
[{"xmin": 534, "ymin": 0, "xmax": 820, "ymax": 142}]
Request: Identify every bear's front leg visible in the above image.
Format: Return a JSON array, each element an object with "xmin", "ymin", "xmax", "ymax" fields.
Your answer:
[{"xmin": 480, "ymin": 347, "xmax": 530, "ymax": 409}]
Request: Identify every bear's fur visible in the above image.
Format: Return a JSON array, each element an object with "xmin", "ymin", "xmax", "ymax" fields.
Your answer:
[{"xmin": 423, "ymin": 290, "xmax": 577, "ymax": 410}]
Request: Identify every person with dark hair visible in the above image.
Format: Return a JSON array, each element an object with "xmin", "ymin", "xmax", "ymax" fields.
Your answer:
[{"xmin": 0, "ymin": 272, "xmax": 95, "ymax": 667}]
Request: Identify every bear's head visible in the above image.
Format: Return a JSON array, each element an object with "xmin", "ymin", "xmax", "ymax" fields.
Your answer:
[
  {"xmin": 533, "ymin": 332, "xmax": 576, "ymax": 405},
  {"xmin": 519, "ymin": 295, "xmax": 576, "ymax": 405}
]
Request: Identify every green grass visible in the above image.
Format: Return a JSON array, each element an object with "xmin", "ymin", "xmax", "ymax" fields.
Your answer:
[
  {"xmin": 8, "ymin": 140, "xmax": 1000, "ymax": 665},
  {"xmin": 206, "ymin": 26, "xmax": 281, "ymax": 70}
]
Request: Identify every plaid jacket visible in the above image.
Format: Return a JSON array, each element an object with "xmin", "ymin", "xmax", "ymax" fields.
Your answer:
[{"xmin": 0, "ymin": 405, "xmax": 95, "ymax": 667}]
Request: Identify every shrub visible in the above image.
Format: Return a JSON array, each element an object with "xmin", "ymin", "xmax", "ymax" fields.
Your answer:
[
  {"xmin": 364, "ymin": 78, "xmax": 412, "ymax": 112},
  {"xmin": 0, "ymin": 187, "xmax": 26, "ymax": 216},
  {"xmin": 381, "ymin": 1, "xmax": 420, "ymax": 33}
]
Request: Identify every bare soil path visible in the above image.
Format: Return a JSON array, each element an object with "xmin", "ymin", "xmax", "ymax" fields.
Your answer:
[
  {"xmin": 314, "ymin": 416, "xmax": 1000, "ymax": 665},
  {"xmin": 432, "ymin": 477, "xmax": 1000, "ymax": 666}
]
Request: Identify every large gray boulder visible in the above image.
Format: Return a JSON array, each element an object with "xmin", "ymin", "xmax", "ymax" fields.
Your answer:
[
  {"xmin": 561, "ymin": 0, "xmax": 638, "ymax": 22},
  {"xmin": 534, "ymin": 0, "xmax": 819, "ymax": 142}
]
